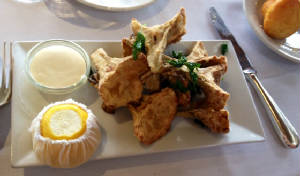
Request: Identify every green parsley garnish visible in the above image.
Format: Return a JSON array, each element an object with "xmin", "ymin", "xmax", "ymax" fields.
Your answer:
[
  {"xmin": 172, "ymin": 50, "xmax": 183, "ymax": 59},
  {"xmin": 171, "ymin": 79, "xmax": 188, "ymax": 93},
  {"xmin": 168, "ymin": 51, "xmax": 201, "ymax": 93},
  {"xmin": 132, "ymin": 32, "xmax": 146, "ymax": 60},
  {"xmin": 221, "ymin": 44, "xmax": 228, "ymax": 55}
]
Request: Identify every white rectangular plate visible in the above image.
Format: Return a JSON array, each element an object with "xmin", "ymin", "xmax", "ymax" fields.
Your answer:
[{"xmin": 11, "ymin": 40, "xmax": 265, "ymax": 167}]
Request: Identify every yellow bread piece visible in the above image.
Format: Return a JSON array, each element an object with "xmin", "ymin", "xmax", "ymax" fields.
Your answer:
[
  {"xmin": 261, "ymin": 0, "xmax": 275, "ymax": 18},
  {"xmin": 262, "ymin": 0, "xmax": 300, "ymax": 39},
  {"xmin": 41, "ymin": 104, "xmax": 88, "ymax": 140}
]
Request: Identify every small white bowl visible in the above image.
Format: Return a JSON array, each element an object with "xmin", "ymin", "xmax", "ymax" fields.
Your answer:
[{"xmin": 25, "ymin": 39, "xmax": 90, "ymax": 94}]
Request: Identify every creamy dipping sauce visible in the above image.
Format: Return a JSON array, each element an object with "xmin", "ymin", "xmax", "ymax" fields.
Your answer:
[{"xmin": 30, "ymin": 45, "xmax": 86, "ymax": 88}]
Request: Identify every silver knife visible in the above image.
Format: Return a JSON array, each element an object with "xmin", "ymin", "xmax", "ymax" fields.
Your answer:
[{"xmin": 209, "ymin": 7, "xmax": 299, "ymax": 148}]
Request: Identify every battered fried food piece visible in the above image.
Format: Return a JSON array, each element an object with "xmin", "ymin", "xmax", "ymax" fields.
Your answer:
[
  {"xmin": 162, "ymin": 57, "xmax": 229, "ymax": 111},
  {"xmin": 140, "ymin": 71, "xmax": 161, "ymax": 93},
  {"xmin": 186, "ymin": 41, "xmax": 208, "ymax": 61},
  {"xmin": 177, "ymin": 108, "xmax": 229, "ymax": 133},
  {"xmin": 161, "ymin": 42, "xmax": 230, "ymax": 133},
  {"xmin": 129, "ymin": 88, "xmax": 178, "ymax": 144},
  {"xmin": 177, "ymin": 91, "xmax": 191, "ymax": 106},
  {"xmin": 122, "ymin": 38, "xmax": 133, "ymax": 57},
  {"xmin": 91, "ymin": 9, "xmax": 231, "ymax": 145},
  {"xmin": 131, "ymin": 8, "xmax": 186, "ymax": 73},
  {"xmin": 262, "ymin": 0, "xmax": 300, "ymax": 39},
  {"xmin": 162, "ymin": 44, "xmax": 229, "ymax": 110},
  {"xmin": 91, "ymin": 48, "xmax": 149, "ymax": 113},
  {"xmin": 188, "ymin": 52, "xmax": 229, "ymax": 109}
]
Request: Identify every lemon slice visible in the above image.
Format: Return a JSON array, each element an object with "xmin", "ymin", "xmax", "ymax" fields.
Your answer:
[{"xmin": 41, "ymin": 104, "xmax": 88, "ymax": 140}]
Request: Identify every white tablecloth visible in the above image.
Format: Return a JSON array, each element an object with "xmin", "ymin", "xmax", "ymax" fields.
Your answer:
[{"xmin": 0, "ymin": 0, "xmax": 299, "ymax": 175}]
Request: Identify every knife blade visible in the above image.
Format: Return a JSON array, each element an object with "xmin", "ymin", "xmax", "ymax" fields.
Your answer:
[
  {"xmin": 209, "ymin": 7, "xmax": 252, "ymax": 70},
  {"xmin": 209, "ymin": 7, "xmax": 299, "ymax": 148}
]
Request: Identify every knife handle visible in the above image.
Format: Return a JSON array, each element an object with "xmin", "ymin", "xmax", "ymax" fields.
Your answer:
[{"xmin": 245, "ymin": 72, "xmax": 299, "ymax": 148}]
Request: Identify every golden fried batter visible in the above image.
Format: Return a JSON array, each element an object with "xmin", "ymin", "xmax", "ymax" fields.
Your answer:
[
  {"xmin": 131, "ymin": 8, "xmax": 186, "ymax": 73},
  {"xmin": 91, "ymin": 49, "xmax": 149, "ymax": 113},
  {"xmin": 195, "ymin": 57, "xmax": 229, "ymax": 110},
  {"xmin": 90, "ymin": 9, "xmax": 231, "ymax": 144},
  {"xmin": 187, "ymin": 41, "xmax": 208, "ymax": 61},
  {"xmin": 140, "ymin": 71, "xmax": 161, "ymax": 93},
  {"xmin": 161, "ymin": 42, "xmax": 230, "ymax": 133},
  {"xmin": 162, "ymin": 44, "xmax": 229, "ymax": 110},
  {"xmin": 177, "ymin": 108, "xmax": 229, "ymax": 133},
  {"xmin": 121, "ymin": 38, "xmax": 133, "ymax": 57},
  {"xmin": 129, "ymin": 88, "xmax": 177, "ymax": 144}
]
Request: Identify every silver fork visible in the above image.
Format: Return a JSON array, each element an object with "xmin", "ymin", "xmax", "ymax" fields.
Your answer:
[{"xmin": 0, "ymin": 41, "xmax": 12, "ymax": 106}]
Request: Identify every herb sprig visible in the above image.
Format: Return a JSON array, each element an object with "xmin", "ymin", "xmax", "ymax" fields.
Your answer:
[
  {"xmin": 132, "ymin": 32, "xmax": 146, "ymax": 60},
  {"xmin": 221, "ymin": 43, "xmax": 228, "ymax": 55},
  {"xmin": 170, "ymin": 79, "xmax": 188, "ymax": 93},
  {"xmin": 168, "ymin": 51, "xmax": 201, "ymax": 93}
]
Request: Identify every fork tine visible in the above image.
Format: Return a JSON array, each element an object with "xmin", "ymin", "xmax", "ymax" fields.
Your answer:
[
  {"xmin": 4, "ymin": 42, "xmax": 12, "ymax": 98},
  {"xmin": 0, "ymin": 42, "xmax": 4, "ymax": 89},
  {"xmin": 0, "ymin": 41, "xmax": 12, "ymax": 106},
  {"xmin": 5, "ymin": 42, "xmax": 12, "ymax": 90},
  {"xmin": 4, "ymin": 41, "xmax": 8, "ymax": 89},
  {"xmin": 3, "ymin": 41, "xmax": 7, "ymax": 89}
]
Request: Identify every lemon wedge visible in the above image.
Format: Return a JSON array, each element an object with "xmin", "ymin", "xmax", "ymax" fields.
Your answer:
[{"xmin": 41, "ymin": 104, "xmax": 88, "ymax": 140}]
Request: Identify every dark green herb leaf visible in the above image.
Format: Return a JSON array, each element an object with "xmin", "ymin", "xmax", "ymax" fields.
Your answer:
[
  {"xmin": 136, "ymin": 32, "xmax": 145, "ymax": 44},
  {"xmin": 132, "ymin": 48, "xmax": 138, "ymax": 60},
  {"xmin": 172, "ymin": 79, "xmax": 188, "ymax": 93},
  {"xmin": 178, "ymin": 57, "xmax": 187, "ymax": 64},
  {"xmin": 171, "ymin": 50, "xmax": 184, "ymax": 59},
  {"xmin": 190, "ymin": 71, "xmax": 198, "ymax": 83},
  {"xmin": 135, "ymin": 41, "xmax": 142, "ymax": 50},
  {"xmin": 132, "ymin": 32, "xmax": 146, "ymax": 60},
  {"xmin": 184, "ymin": 62, "xmax": 200, "ymax": 72},
  {"xmin": 177, "ymin": 52, "xmax": 183, "ymax": 59},
  {"xmin": 172, "ymin": 50, "xmax": 177, "ymax": 58},
  {"xmin": 168, "ymin": 56, "xmax": 187, "ymax": 67},
  {"xmin": 221, "ymin": 44, "xmax": 228, "ymax": 55},
  {"xmin": 188, "ymin": 81, "xmax": 198, "ymax": 94},
  {"xmin": 168, "ymin": 50, "xmax": 202, "ymax": 94},
  {"xmin": 168, "ymin": 60, "xmax": 181, "ymax": 67}
]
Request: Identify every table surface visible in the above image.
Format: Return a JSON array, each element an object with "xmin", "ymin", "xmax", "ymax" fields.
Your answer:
[{"xmin": 0, "ymin": 0, "xmax": 299, "ymax": 175}]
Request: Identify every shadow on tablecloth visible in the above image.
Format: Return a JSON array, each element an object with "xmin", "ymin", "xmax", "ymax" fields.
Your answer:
[
  {"xmin": 0, "ymin": 103, "xmax": 11, "ymax": 149},
  {"xmin": 23, "ymin": 145, "xmax": 236, "ymax": 176},
  {"xmin": 43, "ymin": 0, "xmax": 170, "ymax": 30}
]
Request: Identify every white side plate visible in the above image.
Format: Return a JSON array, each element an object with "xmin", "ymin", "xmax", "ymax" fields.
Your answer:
[
  {"xmin": 77, "ymin": 0, "xmax": 156, "ymax": 11},
  {"xmin": 11, "ymin": 40, "xmax": 265, "ymax": 167},
  {"xmin": 243, "ymin": 0, "xmax": 300, "ymax": 63}
]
